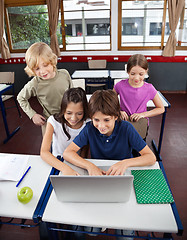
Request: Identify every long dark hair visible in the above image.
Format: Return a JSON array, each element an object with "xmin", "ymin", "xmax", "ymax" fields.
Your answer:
[{"xmin": 54, "ymin": 87, "xmax": 89, "ymax": 140}]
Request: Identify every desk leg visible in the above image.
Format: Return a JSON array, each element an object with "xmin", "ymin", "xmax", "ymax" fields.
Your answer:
[
  {"xmin": 39, "ymin": 222, "xmax": 60, "ymax": 240},
  {"xmin": 108, "ymin": 76, "xmax": 111, "ymax": 89},
  {"xmin": 0, "ymin": 94, "xmax": 20, "ymax": 143},
  {"xmin": 163, "ymin": 233, "xmax": 172, "ymax": 239},
  {"xmin": 46, "ymin": 222, "xmax": 60, "ymax": 240},
  {"xmin": 12, "ymin": 84, "xmax": 22, "ymax": 117},
  {"xmin": 159, "ymin": 161, "xmax": 183, "ymax": 237},
  {"xmin": 13, "ymin": 96, "xmax": 22, "ymax": 117},
  {"xmin": 152, "ymin": 108, "xmax": 167, "ymax": 157},
  {"xmin": 158, "ymin": 108, "xmax": 167, "ymax": 154}
]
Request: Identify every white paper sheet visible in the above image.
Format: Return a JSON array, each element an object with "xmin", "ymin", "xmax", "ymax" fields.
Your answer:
[{"xmin": 0, "ymin": 155, "xmax": 29, "ymax": 181}]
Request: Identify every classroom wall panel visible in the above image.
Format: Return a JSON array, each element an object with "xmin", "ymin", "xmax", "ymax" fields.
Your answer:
[
  {"xmin": 0, "ymin": 63, "xmax": 28, "ymax": 95},
  {"xmin": 0, "ymin": 61, "xmax": 187, "ymax": 94},
  {"xmin": 148, "ymin": 62, "xmax": 187, "ymax": 92}
]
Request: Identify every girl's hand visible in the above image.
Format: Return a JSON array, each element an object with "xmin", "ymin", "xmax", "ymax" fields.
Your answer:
[
  {"xmin": 87, "ymin": 163, "xmax": 105, "ymax": 176},
  {"xmin": 120, "ymin": 111, "xmax": 129, "ymax": 121},
  {"xmin": 106, "ymin": 161, "xmax": 128, "ymax": 175},
  {"xmin": 130, "ymin": 113, "xmax": 145, "ymax": 122},
  {"xmin": 62, "ymin": 165, "xmax": 80, "ymax": 176},
  {"xmin": 32, "ymin": 113, "xmax": 46, "ymax": 126}
]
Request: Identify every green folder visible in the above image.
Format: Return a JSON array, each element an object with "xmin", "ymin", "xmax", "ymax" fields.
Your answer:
[{"xmin": 131, "ymin": 169, "xmax": 174, "ymax": 204}]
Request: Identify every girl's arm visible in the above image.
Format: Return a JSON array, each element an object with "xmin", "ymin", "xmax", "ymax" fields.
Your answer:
[
  {"xmin": 106, "ymin": 145, "xmax": 156, "ymax": 176},
  {"xmin": 113, "ymin": 88, "xmax": 129, "ymax": 121},
  {"xmin": 63, "ymin": 142, "xmax": 104, "ymax": 175},
  {"xmin": 40, "ymin": 122, "xmax": 79, "ymax": 175},
  {"xmin": 113, "ymin": 88, "xmax": 117, "ymax": 94},
  {"xmin": 130, "ymin": 92, "xmax": 165, "ymax": 121}
]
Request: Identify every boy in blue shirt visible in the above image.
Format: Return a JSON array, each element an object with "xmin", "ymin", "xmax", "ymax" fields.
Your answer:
[
  {"xmin": 63, "ymin": 89, "xmax": 156, "ymax": 176},
  {"xmin": 63, "ymin": 89, "xmax": 156, "ymax": 239}
]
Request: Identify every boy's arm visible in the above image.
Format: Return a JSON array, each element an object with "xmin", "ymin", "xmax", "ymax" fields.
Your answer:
[
  {"xmin": 61, "ymin": 69, "xmax": 73, "ymax": 88},
  {"xmin": 40, "ymin": 122, "xmax": 79, "ymax": 175},
  {"xmin": 17, "ymin": 80, "xmax": 37, "ymax": 119},
  {"xmin": 69, "ymin": 76, "xmax": 74, "ymax": 88},
  {"xmin": 63, "ymin": 142, "xmax": 104, "ymax": 175},
  {"xmin": 107, "ymin": 145, "xmax": 156, "ymax": 176}
]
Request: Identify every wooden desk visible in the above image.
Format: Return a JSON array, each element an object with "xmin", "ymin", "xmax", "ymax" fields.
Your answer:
[
  {"xmin": 110, "ymin": 70, "xmax": 149, "ymax": 80},
  {"xmin": 0, "ymin": 84, "xmax": 20, "ymax": 143},
  {"xmin": 42, "ymin": 159, "xmax": 182, "ymax": 238},
  {"xmin": 72, "ymin": 70, "xmax": 111, "ymax": 89},
  {"xmin": 110, "ymin": 70, "xmax": 129, "ymax": 80}
]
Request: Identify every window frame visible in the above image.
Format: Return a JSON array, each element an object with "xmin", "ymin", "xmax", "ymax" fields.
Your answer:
[
  {"xmin": 4, "ymin": 0, "xmax": 186, "ymax": 52},
  {"xmin": 61, "ymin": 2, "xmax": 111, "ymax": 51},
  {"xmin": 4, "ymin": 0, "xmax": 111, "ymax": 52},
  {"xmin": 118, "ymin": 0, "xmax": 168, "ymax": 50},
  {"xmin": 118, "ymin": 0, "xmax": 187, "ymax": 50},
  {"xmin": 4, "ymin": 0, "xmax": 47, "ymax": 53}
]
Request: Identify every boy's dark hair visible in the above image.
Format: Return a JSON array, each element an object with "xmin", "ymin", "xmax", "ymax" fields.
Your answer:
[
  {"xmin": 127, "ymin": 54, "xmax": 148, "ymax": 73},
  {"xmin": 89, "ymin": 89, "xmax": 121, "ymax": 121},
  {"xmin": 54, "ymin": 87, "xmax": 89, "ymax": 140}
]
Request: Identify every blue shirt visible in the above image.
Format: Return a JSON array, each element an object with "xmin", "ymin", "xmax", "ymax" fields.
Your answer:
[{"xmin": 73, "ymin": 120, "xmax": 146, "ymax": 160}]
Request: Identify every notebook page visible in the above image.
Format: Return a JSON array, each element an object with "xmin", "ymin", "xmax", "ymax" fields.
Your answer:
[{"xmin": 0, "ymin": 155, "xmax": 29, "ymax": 181}]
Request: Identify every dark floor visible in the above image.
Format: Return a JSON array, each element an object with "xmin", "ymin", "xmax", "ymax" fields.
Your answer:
[{"xmin": 0, "ymin": 93, "xmax": 186, "ymax": 240}]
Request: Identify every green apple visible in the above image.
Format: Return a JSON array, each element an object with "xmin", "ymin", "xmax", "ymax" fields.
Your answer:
[{"xmin": 17, "ymin": 186, "xmax": 33, "ymax": 204}]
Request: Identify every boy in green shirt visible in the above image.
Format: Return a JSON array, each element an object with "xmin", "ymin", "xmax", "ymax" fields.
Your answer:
[{"xmin": 17, "ymin": 42, "xmax": 73, "ymax": 135}]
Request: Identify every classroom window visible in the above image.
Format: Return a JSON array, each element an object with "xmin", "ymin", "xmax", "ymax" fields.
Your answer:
[
  {"xmin": 65, "ymin": 24, "xmax": 72, "ymax": 36},
  {"xmin": 75, "ymin": 24, "xmax": 82, "ymax": 36},
  {"xmin": 175, "ymin": 0, "xmax": 187, "ymax": 47},
  {"xmin": 118, "ymin": 0, "xmax": 167, "ymax": 49},
  {"xmin": 150, "ymin": 22, "xmax": 170, "ymax": 35},
  {"xmin": 5, "ymin": 4, "xmax": 50, "ymax": 52},
  {"xmin": 87, "ymin": 23, "xmax": 110, "ymax": 36},
  {"xmin": 118, "ymin": 0, "xmax": 187, "ymax": 50},
  {"xmin": 62, "ymin": 0, "xmax": 111, "ymax": 50},
  {"xmin": 4, "ymin": 0, "xmax": 111, "ymax": 52},
  {"xmin": 3, "ymin": 0, "xmax": 186, "ymax": 52},
  {"xmin": 122, "ymin": 18, "xmax": 143, "ymax": 35}
]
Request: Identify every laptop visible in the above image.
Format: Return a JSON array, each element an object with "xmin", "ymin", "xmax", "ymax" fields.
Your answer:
[{"xmin": 50, "ymin": 164, "xmax": 134, "ymax": 203}]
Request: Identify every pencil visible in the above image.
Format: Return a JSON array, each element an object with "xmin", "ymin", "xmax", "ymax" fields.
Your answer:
[{"xmin": 16, "ymin": 166, "xmax": 31, "ymax": 187}]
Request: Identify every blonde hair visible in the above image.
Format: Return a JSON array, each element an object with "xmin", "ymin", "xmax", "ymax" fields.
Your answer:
[{"xmin": 24, "ymin": 42, "xmax": 57, "ymax": 77}]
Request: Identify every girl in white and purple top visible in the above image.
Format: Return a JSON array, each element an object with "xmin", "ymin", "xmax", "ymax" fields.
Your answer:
[{"xmin": 113, "ymin": 54, "xmax": 164, "ymax": 135}]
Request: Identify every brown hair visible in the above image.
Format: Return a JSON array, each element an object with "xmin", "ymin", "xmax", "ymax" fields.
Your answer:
[
  {"xmin": 89, "ymin": 89, "xmax": 121, "ymax": 121},
  {"xmin": 24, "ymin": 42, "xmax": 57, "ymax": 77},
  {"xmin": 127, "ymin": 54, "xmax": 148, "ymax": 74},
  {"xmin": 54, "ymin": 87, "xmax": 89, "ymax": 140}
]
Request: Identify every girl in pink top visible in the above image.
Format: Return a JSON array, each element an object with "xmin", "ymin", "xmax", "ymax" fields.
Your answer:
[{"xmin": 113, "ymin": 54, "xmax": 164, "ymax": 123}]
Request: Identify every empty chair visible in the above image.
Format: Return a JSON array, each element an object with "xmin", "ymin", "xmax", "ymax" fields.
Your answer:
[
  {"xmin": 0, "ymin": 72, "xmax": 21, "ymax": 117},
  {"xmin": 87, "ymin": 59, "xmax": 108, "ymax": 93},
  {"xmin": 114, "ymin": 79, "xmax": 123, "ymax": 86},
  {"xmin": 88, "ymin": 59, "xmax": 107, "ymax": 69},
  {"xmin": 72, "ymin": 79, "xmax": 85, "ymax": 90}
]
